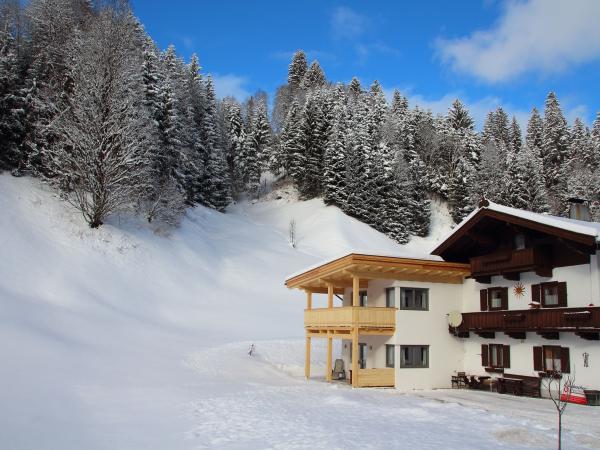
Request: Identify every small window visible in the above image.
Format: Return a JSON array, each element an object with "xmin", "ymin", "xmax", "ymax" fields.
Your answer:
[
  {"xmin": 489, "ymin": 344, "xmax": 504, "ymax": 368},
  {"xmin": 488, "ymin": 288, "xmax": 504, "ymax": 311},
  {"xmin": 359, "ymin": 291, "xmax": 368, "ymax": 307},
  {"xmin": 514, "ymin": 233, "xmax": 526, "ymax": 250},
  {"xmin": 386, "ymin": 344, "xmax": 395, "ymax": 368},
  {"xmin": 544, "ymin": 346, "xmax": 561, "ymax": 372},
  {"xmin": 385, "ymin": 288, "xmax": 395, "ymax": 308},
  {"xmin": 543, "ymin": 284, "xmax": 559, "ymax": 307},
  {"xmin": 400, "ymin": 345, "xmax": 429, "ymax": 368},
  {"xmin": 400, "ymin": 288, "xmax": 429, "ymax": 310}
]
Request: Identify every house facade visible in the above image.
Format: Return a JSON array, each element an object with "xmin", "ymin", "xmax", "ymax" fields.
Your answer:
[{"xmin": 285, "ymin": 200, "xmax": 600, "ymax": 393}]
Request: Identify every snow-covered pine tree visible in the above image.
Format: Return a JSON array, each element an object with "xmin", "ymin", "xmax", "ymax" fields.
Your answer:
[
  {"xmin": 221, "ymin": 98, "xmax": 246, "ymax": 196},
  {"xmin": 301, "ymin": 60, "xmax": 326, "ymax": 90},
  {"xmin": 501, "ymin": 145, "xmax": 548, "ymax": 212},
  {"xmin": 323, "ymin": 86, "xmax": 348, "ymax": 207},
  {"xmin": 591, "ymin": 112, "xmax": 600, "ymax": 170},
  {"xmin": 348, "ymin": 77, "xmax": 362, "ymax": 101},
  {"xmin": 541, "ymin": 92, "xmax": 570, "ymax": 215},
  {"xmin": 279, "ymin": 100, "xmax": 302, "ymax": 180},
  {"xmin": 345, "ymin": 100, "xmax": 370, "ymax": 220},
  {"xmin": 448, "ymin": 156, "xmax": 475, "ymax": 223},
  {"xmin": 297, "ymin": 90, "xmax": 326, "ymax": 198},
  {"xmin": 287, "ymin": 50, "xmax": 308, "ymax": 90},
  {"xmin": 0, "ymin": 28, "xmax": 25, "ymax": 172},
  {"xmin": 569, "ymin": 117, "xmax": 593, "ymax": 167},
  {"xmin": 44, "ymin": 7, "xmax": 153, "ymax": 228},
  {"xmin": 526, "ymin": 107, "xmax": 544, "ymax": 150},
  {"xmin": 509, "ymin": 116, "xmax": 522, "ymax": 155}
]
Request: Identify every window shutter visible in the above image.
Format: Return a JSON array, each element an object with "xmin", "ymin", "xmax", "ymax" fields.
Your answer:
[
  {"xmin": 480, "ymin": 289, "xmax": 488, "ymax": 311},
  {"xmin": 503, "ymin": 345, "xmax": 511, "ymax": 368},
  {"xmin": 501, "ymin": 287, "xmax": 509, "ymax": 310},
  {"xmin": 557, "ymin": 282, "xmax": 568, "ymax": 307},
  {"xmin": 481, "ymin": 344, "xmax": 489, "ymax": 367},
  {"xmin": 531, "ymin": 284, "xmax": 540, "ymax": 303},
  {"xmin": 561, "ymin": 347, "xmax": 570, "ymax": 373},
  {"xmin": 533, "ymin": 346, "xmax": 543, "ymax": 371}
]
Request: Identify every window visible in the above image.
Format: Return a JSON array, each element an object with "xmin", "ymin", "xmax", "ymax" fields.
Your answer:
[
  {"xmin": 488, "ymin": 288, "xmax": 504, "ymax": 310},
  {"xmin": 400, "ymin": 288, "xmax": 429, "ymax": 310},
  {"xmin": 359, "ymin": 291, "xmax": 368, "ymax": 307},
  {"xmin": 544, "ymin": 346, "xmax": 561, "ymax": 372},
  {"xmin": 532, "ymin": 282, "xmax": 567, "ymax": 308},
  {"xmin": 543, "ymin": 283, "xmax": 558, "ymax": 307},
  {"xmin": 400, "ymin": 345, "xmax": 429, "ymax": 368},
  {"xmin": 386, "ymin": 344, "xmax": 395, "ymax": 368},
  {"xmin": 533, "ymin": 346, "xmax": 570, "ymax": 373},
  {"xmin": 481, "ymin": 344, "xmax": 510, "ymax": 369},
  {"xmin": 358, "ymin": 343, "xmax": 367, "ymax": 369},
  {"xmin": 489, "ymin": 344, "xmax": 504, "ymax": 368},
  {"xmin": 386, "ymin": 288, "xmax": 395, "ymax": 308},
  {"xmin": 514, "ymin": 233, "xmax": 526, "ymax": 250}
]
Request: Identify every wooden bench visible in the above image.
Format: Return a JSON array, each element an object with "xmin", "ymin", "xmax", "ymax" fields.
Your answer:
[{"xmin": 498, "ymin": 373, "xmax": 541, "ymax": 398}]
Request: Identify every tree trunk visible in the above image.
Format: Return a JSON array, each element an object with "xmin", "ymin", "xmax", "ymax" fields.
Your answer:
[{"xmin": 558, "ymin": 412, "xmax": 562, "ymax": 450}]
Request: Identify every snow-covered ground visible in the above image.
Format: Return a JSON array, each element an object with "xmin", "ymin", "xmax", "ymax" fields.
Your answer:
[{"xmin": 1, "ymin": 174, "xmax": 599, "ymax": 450}]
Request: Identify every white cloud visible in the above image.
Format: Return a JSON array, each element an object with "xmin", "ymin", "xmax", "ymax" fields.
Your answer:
[
  {"xmin": 436, "ymin": 0, "xmax": 600, "ymax": 83},
  {"xmin": 211, "ymin": 74, "xmax": 251, "ymax": 101},
  {"xmin": 331, "ymin": 7, "xmax": 369, "ymax": 39}
]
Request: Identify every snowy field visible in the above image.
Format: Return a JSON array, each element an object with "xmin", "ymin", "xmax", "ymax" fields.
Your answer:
[{"xmin": 1, "ymin": 174, "xmax": 599, "ymax": 450}]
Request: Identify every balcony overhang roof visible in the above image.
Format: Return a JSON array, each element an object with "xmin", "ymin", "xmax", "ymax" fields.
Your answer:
[{"xmin": 285, "ymin": 252, "xmax": 471, "ymax": 292}]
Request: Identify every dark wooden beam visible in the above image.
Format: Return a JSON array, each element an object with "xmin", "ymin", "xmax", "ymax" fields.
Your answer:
[
  {"xmin": 505, "ymin": 332, "xmax": 526, "ymax": 339},
  {"xmin": 503, "ymin": 272, "xmax": 520, "ymax": 281},
  {"xmin": 575, "ymin": 332, "xmax": 600, "ymax": 341},
  {"xmin": 535, "ymin": 266, "xmax": 553, "ymax": 277},
  {"xmin": 474, "ymin": 276, "xmax": 491, "ymax": 284},
  {"xmin": 537, "ymin": 331, "xmax": 559, "ymax": 340},
  {"xmin": 475, "ymin": 331, "xmax": 496, "ymax": 339}
]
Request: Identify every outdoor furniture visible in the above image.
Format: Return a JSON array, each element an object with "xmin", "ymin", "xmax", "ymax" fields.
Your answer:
[
  {"xmin": 584, "ymin": 390, "xmax": 600, "ymax": 406},
  {"xmin": 501, "ymin": 373, "xmax": 541, "ymax": 397},
  {"xmin": 332, "ymin": 359, "xmax": 346, "ymax": 380},
  {"xmin": 451, "ymin": 372, "xmax": 468, "ymax": 389},
  {"xmin": 467, "ymin": 375, "xmax": 491, "ymax": 390}
]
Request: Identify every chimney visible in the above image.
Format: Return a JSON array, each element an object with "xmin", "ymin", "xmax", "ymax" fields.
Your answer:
[{"xmin": 568, "ymin": 198, "xmax": 591, "ymax": 221}]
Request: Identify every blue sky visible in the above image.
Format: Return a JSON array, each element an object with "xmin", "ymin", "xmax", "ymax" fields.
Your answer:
[{"xmin": 131, "ymin": 0, "xmax": 600, "ymax": 129}]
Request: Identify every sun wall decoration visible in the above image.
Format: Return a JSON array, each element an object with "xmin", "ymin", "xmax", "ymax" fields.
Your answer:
[{"xmin": 514, "ymin": 281, "xmax": 526, "ymax": 299}]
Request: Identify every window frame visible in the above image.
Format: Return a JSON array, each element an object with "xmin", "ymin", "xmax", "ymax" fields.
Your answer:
[
  {"xmin": 400, "ymin": 287, "xmax": 429, "ymax": 311},
  {"xmin": 488, "ymin": 344, "xmax": 504, "ymax": 368},
  {"xmin": 359, "ymin": 291, "xmax": 368, "ymax": 307},
  {"xmin": 385, "ymin": 287, "xmax": 396, "ymax": 308},
  {"xmin": 488, "ymin": 287, "xmax": 504, "ymax": 311},
  {"xmin": 400, "ymin": 345, "xmax": 429, "ymax": 369},
  {"xmin": 541, "ymin": 282, "xmax": 559, "ymax": 308},
  {"xmin": 385, "ymin": 344, "xmax": 395, "ymax": 368},
  {"xmin": 543, "ymin": 345, "xmax": 562, "ymax": 372}
]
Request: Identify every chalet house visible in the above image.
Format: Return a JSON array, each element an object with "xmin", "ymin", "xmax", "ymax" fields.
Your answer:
[{"xmin": 285, "ymin": 200, "xmax": 600, "ymax": 397}]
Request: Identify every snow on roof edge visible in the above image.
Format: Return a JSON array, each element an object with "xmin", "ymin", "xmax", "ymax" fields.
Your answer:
[
  {"xmin": 285, "ymin": 249, "xmax": 442, "ymax": 282},
  {"xmin": 434, "ymin": 201, "xmax": 600, "ymax": 253}
]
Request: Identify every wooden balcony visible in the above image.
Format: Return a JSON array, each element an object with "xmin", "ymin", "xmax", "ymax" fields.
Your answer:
[
  {"xmin": 470, "ymin": 247, "xmax": 552, "ymax": 281},
  {"xmin": 356, "ymin": 368, "xmax": 395, "ymax": 387},
  {"xmin": 304, "ymin": 307, "xmax": 396, "ymax": 336},
  {"xmin": 450, "ymin": 307, "xmax": 600, "ymax": 340}
]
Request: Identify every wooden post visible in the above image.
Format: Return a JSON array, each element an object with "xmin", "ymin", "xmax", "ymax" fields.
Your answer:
[
  {"xmin": 327, "ymin": 283, "xmax": 334, "ymax": 309},
  {"xmin": 352, "ymin": 276, "xmax": 360, "ymax": 307},
  {"xmin": 326, "ymin": 334, "xmax": 333, "ymax": 381},
  {"xmin": 306, "ymin": 290, "xmax": 312, "ymax": 310},
  {"xmin": 305, "ymin": 335, "xmax": 311, "ymax": 379},
  {"xmin": 351, "ymin": 327, "xmax": 359, "ymax": 387}
]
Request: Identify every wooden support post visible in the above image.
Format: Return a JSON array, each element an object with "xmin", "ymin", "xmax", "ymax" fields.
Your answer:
[
  {"xmin": 306, "ymin": 290, "xmax": 312, "ymax": 310},
  {"xmin": 327, "ymin": 283, "xmax": 334, "ymax": 309},
  {"xmin": 326, "ymin": 334, "xmax": 333, "ymax": 381},
  {"xmin": 352, "ymin": 276, "xmax": 360, "ymax": 307},
  {"xmin": 305, "ymin": 335, "xmax": 311, "ymax": 379},
  {"xmin": 351, "ymin": 327, "xmax": 359, "ymax": 387}
]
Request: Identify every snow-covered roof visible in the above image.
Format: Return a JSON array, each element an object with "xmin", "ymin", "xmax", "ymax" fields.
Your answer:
[
  {"xmin": 438, "ymin": 200, "xmax": 600, "ymax": 245},
  {"xmin": 285, "ymin": 249, "xmax": 443, "ymax": 281}
]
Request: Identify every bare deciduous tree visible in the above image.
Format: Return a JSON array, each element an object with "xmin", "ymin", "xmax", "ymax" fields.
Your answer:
[
  {"xmin": 542, "ymin": 372, "xmax": 575, "ymax": 450},
  {"xmin": 288, "ymin": 218, "xmax": 297, "ymax": 248}
]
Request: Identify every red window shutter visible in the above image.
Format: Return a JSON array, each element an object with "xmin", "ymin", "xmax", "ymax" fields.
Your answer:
[
  {"xmin": 503, "ymin": 345, "xmax": 511, "ymax": 368},
  {"xmin": 561, "ymin": 347, "xmax": 570, "ymax": 373},
  {"xmin": 533, "ymin": 346, "xmax": 543, "ymax": 371},
  {"xmin": 531, "ymin": 284, "xmax": 540, "ymax": 303},
  {"xmin": 481, "ymin": 344, "xmax": 489, "ymax": 367},
  {"xmin": 501, "ymin": 287, "xmax": 509, "ymax": 310},
  {"xmin": 480, "ymin": 289, "xmax": 488, "ymax": 311},
  {"xmin": 557, "ymin": 282, "xmax": 568, "ymax": 307}
]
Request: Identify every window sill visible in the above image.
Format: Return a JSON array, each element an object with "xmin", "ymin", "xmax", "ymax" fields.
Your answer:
[
  {"xmin": 538, "ymin": 371, "xmax": 563, "ymax": 379},
  {"xmin": 484, "ymin": 367, "xmax": 505, "ymax": 373}
]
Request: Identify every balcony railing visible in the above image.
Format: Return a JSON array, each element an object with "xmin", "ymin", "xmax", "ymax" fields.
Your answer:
[
  {"xmin": 356, "ymin": 368, "xmax": 395, "ymax": 387},
  {"xmin": 304, "ymin": 307, "xmax": 396, "ymax": 331},
  {"xmin": 450, "ymin": 307, "xmax": 600, "ymax": 334},
  {"xmin": 470, "ymin": 246, "xmax": 551, "ymax": 278}
]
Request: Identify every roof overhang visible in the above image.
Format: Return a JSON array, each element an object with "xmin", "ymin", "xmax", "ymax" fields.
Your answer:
[
  {"xmin": 432, "ymin": 206, "xmax": 598, "ymax": 260},
  {"xmin": 285, "ymin": 253, "xmax": 471, "ymax": 292}
]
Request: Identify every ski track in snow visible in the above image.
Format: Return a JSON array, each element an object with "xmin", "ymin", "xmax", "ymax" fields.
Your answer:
[{"xmin": 1, "ymin": 175, "xmax": 599, "ymax": 450}]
